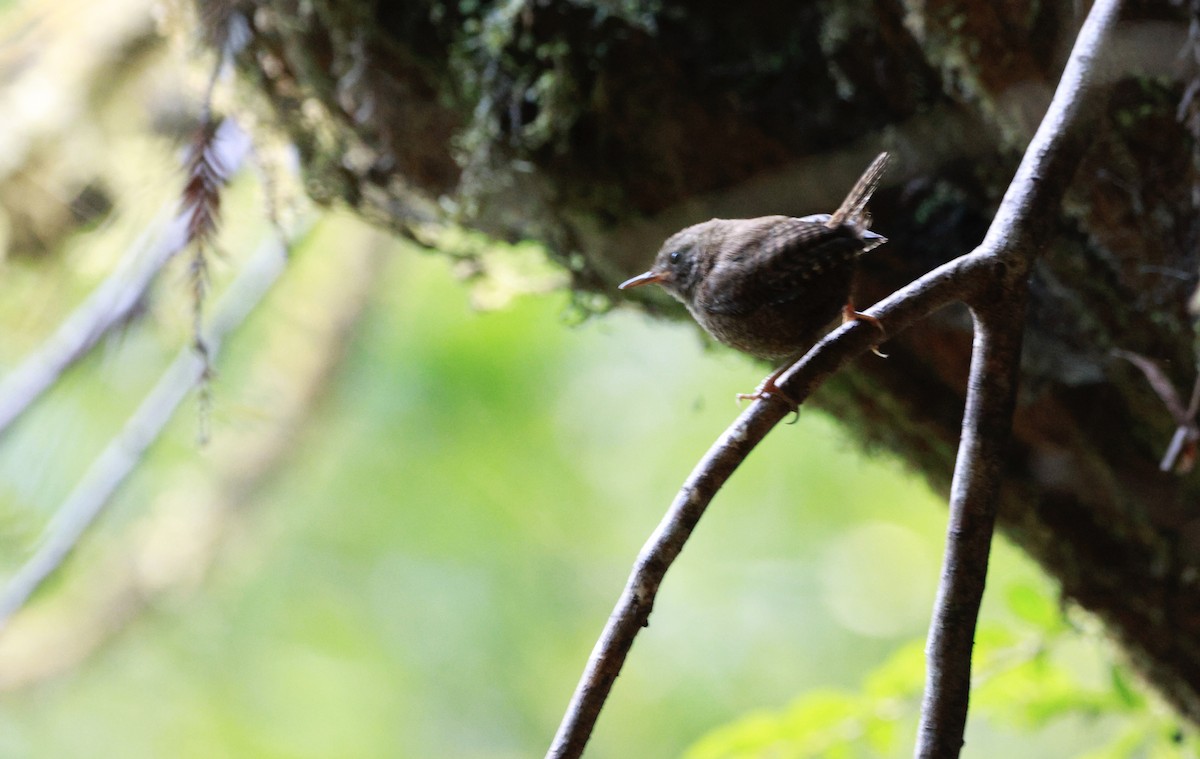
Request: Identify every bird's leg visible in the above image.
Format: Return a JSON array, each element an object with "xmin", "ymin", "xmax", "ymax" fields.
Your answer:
[
  {"xmin": 737, "ymin": 362, "xmax": 802, "ymax": 422},
  {"xmin": 842, "ymin": 302, "xmax": 887, "ymax": 358},
  {"xmin": 736, "ymin": 301, "xmax": 886, "ymax": 420}
]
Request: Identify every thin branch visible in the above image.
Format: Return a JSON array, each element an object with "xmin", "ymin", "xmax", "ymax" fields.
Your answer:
[
  {"xmin": 547, "ymin": 0, "xmax": 1124, "ymax": 755},
  {"xmin": 1112, "ymin": 349, "xmax": 1200, "ymax": 473},
  {"xmin": 0, "ymin": 218, "xmax": 368, "ymax": 693},
  {"xmin": 1112, "ymin": 349, "xmax": 1191, "ymax": 423},
  {"xmin": 916, "ymin": 2, "xmax": 1123, "ymax": 755},
  {"xmin": 0, "ymin": 118, "xmax": 252, "ymax": 439},
  {"xmin": 914, "ymin": 290, "xmax": 1027, "ymax": 758},
  {"xmin": 0, "ymin": 230, "xmax": 294, "ymax": 631}
]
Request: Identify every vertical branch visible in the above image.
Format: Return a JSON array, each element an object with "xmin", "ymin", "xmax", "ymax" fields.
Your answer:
[
  {"xmin": 914, "ymin": 284, "xmax": 1028, "ymax": 758},
  {"xmin": 915, "ymin": 1, "xmax": 1123, "ymax": 754}
]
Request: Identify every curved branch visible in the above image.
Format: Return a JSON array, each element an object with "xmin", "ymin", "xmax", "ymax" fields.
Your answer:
[
  {"xmin": 546, "ymin": 236, "xmax": 993, "ymax": 759},
  {"xmin": 547, "ymin": 0, "xmax": 1125, "ymax": 756}
]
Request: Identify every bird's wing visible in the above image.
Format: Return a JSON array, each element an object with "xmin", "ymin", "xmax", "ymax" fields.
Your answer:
[{"xmin": 700, "ymin": 217, "xmax": 865, "ymax": 316}]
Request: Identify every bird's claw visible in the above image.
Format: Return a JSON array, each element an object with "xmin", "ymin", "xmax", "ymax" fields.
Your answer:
[
  {"xmin": 842, "ymin": 304, "xmax": 888, "ymax": 358},
  {"xmin": 736, "ymin": 384, "xmax": 801, "ymax": 423}
]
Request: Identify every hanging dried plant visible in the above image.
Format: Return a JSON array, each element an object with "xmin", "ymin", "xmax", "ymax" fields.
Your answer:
[{"xmin": 180, "ymin": 115, "xmax": 237, "ymax": 443}]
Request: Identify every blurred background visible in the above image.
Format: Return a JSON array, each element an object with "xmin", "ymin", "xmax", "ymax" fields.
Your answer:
[{"xmin": 0, "ymin": 1, "xmax": 1193, "ymax": 757}]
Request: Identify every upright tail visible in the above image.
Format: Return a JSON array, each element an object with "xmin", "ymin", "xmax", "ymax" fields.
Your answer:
[{"xmin": 827, "ymin": 152, "xmax": 890, "ymax": 229}]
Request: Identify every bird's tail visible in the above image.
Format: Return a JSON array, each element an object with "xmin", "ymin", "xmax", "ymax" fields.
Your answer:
[{"xmin": 827, "ymin": 152, "xmax": 890, "ymax": 230}]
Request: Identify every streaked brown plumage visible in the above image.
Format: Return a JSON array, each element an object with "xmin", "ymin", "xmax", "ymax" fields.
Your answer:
[{"xmin": 620, "ymin": 152, "xmax": 890, "ymax": 364}]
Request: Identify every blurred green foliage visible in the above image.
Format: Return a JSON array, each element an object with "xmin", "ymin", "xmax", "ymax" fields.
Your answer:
[
  {"xmin": 0, "ymin": 2, "xmax": 1197, "ymax": 756},
  {"xmin": 1, "ymin": 215, "xmax": 1197, "ymax": 757}
]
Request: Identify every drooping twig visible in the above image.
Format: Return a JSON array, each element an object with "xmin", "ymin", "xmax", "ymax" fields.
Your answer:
[
  {"xmin": 547, "ymin": 0, "xmax": 1124, "ymax": 756},
  {"xmin": 1112, "ymin": 349, "xmax": 1200, "ymax": 473},
  {"xmin": 182, "ymin": 2, "xmax": 254, "ymax": 443},
  {"xmin": 183, "ymin": 120, "xmax": 228, "ymax": 303},
  {"xmin": 182, "ymin": 117, "xmax": 238, "ymax": 443},
  {"xmin": 0, "ymin": 119, "xmax": 252, "ymax": 439},
  {"xmin": 0, "ymin": 230, "xmax": 294, "ymax": 632}
]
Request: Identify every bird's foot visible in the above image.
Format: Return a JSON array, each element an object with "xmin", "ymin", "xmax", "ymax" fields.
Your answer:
[
  {"xmin": 842, "ymin": 303, "xmax": 888, "ymax": 358},
  {"xmin": 737, "ymin": 369, "xmax": 801, "ymax": 423}
]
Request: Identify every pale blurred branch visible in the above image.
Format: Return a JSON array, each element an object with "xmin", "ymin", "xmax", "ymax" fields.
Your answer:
[
  {"xmin": 0, "ymin": 219, "xmax": 382, "ymax": 691},
  {"xmin": 0, "ymin": 228, "xmax": 294, "ymax": 631},
  {"xmin": 0, "ymin": 118, "xmax": 252, "ymax": 438},
  {"xmin": 0, "ymin": 212, "xmax": 182, "ymax": 435}
]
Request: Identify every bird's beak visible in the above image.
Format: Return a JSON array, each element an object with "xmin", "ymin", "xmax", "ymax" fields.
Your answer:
[{"xmin": 618, "ymin": 270, "xmax": 666, "ymax": 290}]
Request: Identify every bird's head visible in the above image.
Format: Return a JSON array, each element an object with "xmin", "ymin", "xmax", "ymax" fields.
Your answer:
[{"xmin": 617, "ymin": 222, "xmax": 716, "ymax": 302}]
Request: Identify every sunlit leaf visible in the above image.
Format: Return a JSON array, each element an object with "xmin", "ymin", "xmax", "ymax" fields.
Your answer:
[
  {"xmin": 684, "ymin": 691, "xmax": 870, "ymax": 759},
  {"xmin": 1004, "ymin": 581, "xmax": 1066, "ymax": 634},
  {"xmin": 1109, "ymin": 664, "xmax": 1146, "ymax": 711}
]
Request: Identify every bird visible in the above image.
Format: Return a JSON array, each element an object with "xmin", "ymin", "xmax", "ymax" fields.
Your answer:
[{"xmin": 618, "ymin": 152, "xmax": 890, "ymax": 405}]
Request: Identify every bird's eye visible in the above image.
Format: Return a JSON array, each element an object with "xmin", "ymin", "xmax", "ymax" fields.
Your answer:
[{"xmin": 669, "ymin": 250, "xmax": 682, "ymax": 264}]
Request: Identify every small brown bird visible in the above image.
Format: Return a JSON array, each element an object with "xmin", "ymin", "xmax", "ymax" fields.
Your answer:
[{"xmin": 619, "ymin": 152, "xmax": 890, "ymax": 403}]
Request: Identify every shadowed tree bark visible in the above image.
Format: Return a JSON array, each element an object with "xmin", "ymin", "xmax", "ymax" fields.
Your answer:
[{"xmin": 205, "ymin": 0, "xmax": 1200, "ymax": 731}]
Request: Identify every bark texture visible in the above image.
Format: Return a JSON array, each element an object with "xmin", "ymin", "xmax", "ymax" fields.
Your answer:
[{"xmin": 214, "ymin": 0, "xmax": 1200, "ymax": 724}]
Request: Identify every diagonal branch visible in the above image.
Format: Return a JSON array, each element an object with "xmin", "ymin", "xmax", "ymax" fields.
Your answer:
[
  {"xmin": 547, "ymin": 229, "xmax": 991, "ymax": 759},
  {"xmin": 547, "ymin": 0, "xmax": 1124, "ymax": 756},
  {"xmin": 0, "ymin": 210, "xmax": 187, "ymax": 438}
]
